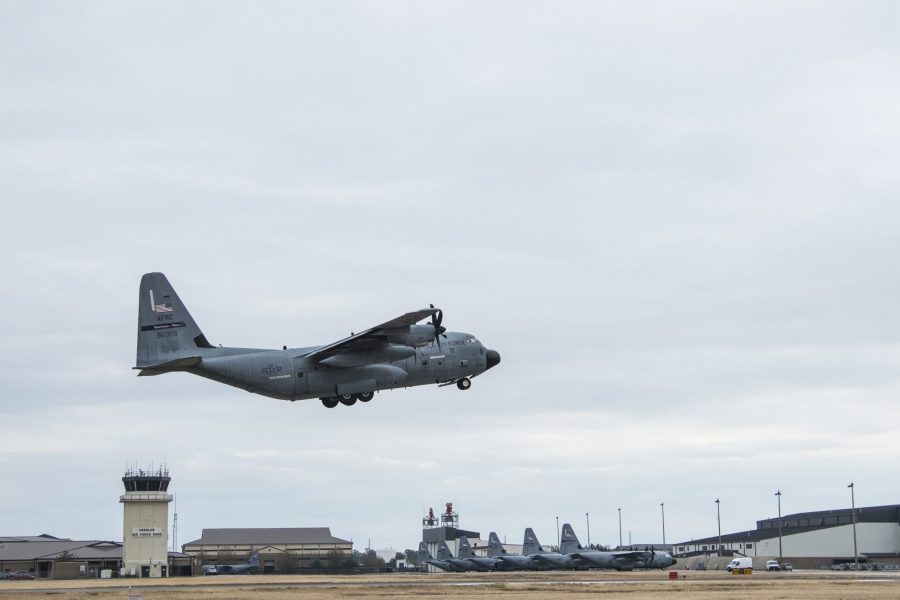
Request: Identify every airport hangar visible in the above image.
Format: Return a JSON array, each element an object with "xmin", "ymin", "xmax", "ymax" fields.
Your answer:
[
  {"xmin": 181, "ymin": 528, "xmax": 352, "ymax": 573},
  {"xmin": 673, "ymin": 504, "xmax": 900, "ymax": 569}
]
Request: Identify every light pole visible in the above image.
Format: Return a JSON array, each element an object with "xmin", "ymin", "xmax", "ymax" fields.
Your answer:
[
  {"xmin": 849, "ymin": 483, "xmax": 858, "ymax": 569},
  {"xmin": 661, "ymin": 502, "xmax": 666, "ymax": 546},
  {"xmin": 618, "ymin": 507, "xmax": 623, "ymax": 548},
  {"xmin": 586, "ymin": 512, "xmax": 591, "ymax": 547},
  {"xmin": 715, "ymin": 499, "xmax": 721, "ymax": 555},
  {"xmin": 775, "ymin": 490, "xmax": 783, "ymax": 561},
  {"xmin": 556, "ymin": 516, "xmax": 560, "ymax": 550}
]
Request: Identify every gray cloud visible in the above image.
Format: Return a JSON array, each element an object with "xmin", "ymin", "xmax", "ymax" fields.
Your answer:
[{"xmin": 1, "ymin": 1, "xmax": 899, "ymax": 550}]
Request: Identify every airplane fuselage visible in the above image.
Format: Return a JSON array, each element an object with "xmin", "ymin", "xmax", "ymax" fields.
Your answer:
[
  {"xmin": 182, "ymin": 332, "xmax": 490, "ymax": 401},
  {"xmin": 494, "ymin": 555, "xmax": 551, "ymax": 570},
  {"xmin": 532, "ymin": 552, "xmax": 592, "ymax": 570}
]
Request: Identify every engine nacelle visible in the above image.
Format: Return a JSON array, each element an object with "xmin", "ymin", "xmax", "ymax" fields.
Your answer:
[
  {"xmin": 383, "ymin": 324, "xmax": 436, "ymax": 347},
  {"xmin": 320, "ymin": 344, "xmax": 416, "ymax": 368}
]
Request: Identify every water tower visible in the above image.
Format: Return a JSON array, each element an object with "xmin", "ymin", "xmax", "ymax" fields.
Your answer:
[{"xmin": 120, "ymin": 466, "xmax": 172, "ymax": 577}]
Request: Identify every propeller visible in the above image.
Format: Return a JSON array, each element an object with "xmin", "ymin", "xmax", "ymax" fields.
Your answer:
[{"xmin": 430, "ymin": 304, "xmax": 447, "ymax": 348}]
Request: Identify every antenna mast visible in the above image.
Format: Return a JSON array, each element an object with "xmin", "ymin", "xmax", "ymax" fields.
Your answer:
[{"xmin": 171, "ymin": 493, "xmax": 178, "ymax": 552}]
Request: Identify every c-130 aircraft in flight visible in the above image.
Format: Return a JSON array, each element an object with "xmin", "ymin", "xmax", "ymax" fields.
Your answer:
[{"xmin": 135, "ymin": 273, "xmax": 500, "ymax": 408}]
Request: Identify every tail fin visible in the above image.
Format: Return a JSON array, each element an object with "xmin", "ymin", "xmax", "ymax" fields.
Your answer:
[
  {"xmin": 523, "ymin": 528, "xmax": 543, "ymax": 555},
  {"xmin": 437, "ymin": 541, "xmax": 453, "ymax": 560},
  {"xmin": 488, "ymin": 532, "xmax": 506, "ymax": 557},
  {"xmin": 135, "ymin": 272, "xmax": 214, "ymax": 371},
  {"xmin": 418, "ymin": 542, "xmax": 432, "ymax": 562},
  {"xmin": 457, "ymin": 536, "xmax": 474, "ymax": 559},
  {"xmin": 560, "ymin": 523, "xmax": 581, "ymax": 553},
  {"xmin": 248, "ymin": 549, "xmax": 260, "ymax": 567}
]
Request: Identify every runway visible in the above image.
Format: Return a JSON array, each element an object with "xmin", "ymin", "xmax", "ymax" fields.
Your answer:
[{"xmin": 2, "ymin": 570, "xmax": 900, "ymax": 599}]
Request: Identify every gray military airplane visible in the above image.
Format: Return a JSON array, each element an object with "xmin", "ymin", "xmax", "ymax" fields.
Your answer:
[
  {"xmin": 440, "ymin": 538, "xmax": 490, "ymax": 572},
  {"xmin": 453, "ymin": 536, "xmax": 502, "ymax": 571},
  {"xmin": 202, "ymin": 549, "xmax": 260, "ymax": 575},
  {"xmin": 135, "ymin": 273, "xmax": 500, "ymax": 408},
  {"xmin": 418, "ymin": 541, "xmax": 458, "ymax": 572},
  {"xmin": 489, "ymin": 528, "xmax": 553, "ymax": 571},
  {"xmin": 527, "ymin": 524, "xmax": 593, "ymax": 570},
  {"xmin": 558, "ymin": 523, "xmax": 676, "ymax": 570}
]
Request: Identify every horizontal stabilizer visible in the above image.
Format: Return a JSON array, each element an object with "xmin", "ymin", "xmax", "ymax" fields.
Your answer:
[{"xmin": 135, "ymin": 356, "xmax": 201, "ymax": 376}]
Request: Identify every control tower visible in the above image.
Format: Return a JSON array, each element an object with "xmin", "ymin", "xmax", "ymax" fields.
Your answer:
[{"xmin": 120, "ymin": 467, "xmax": 173, "ymax": 577}]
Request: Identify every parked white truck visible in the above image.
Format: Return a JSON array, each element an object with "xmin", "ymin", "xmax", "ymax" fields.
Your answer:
[{"xmin": 726, "ymin": 557, "xmax": 753, "ymax": 574}]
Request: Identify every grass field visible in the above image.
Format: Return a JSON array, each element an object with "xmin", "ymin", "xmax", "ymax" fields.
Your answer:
[{"xmin": 1, "ymin": 570, "xmax": 899, "ymax": 599}]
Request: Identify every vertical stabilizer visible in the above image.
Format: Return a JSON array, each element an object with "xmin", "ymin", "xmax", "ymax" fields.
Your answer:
[
  {"xmin": 560, "ymin": 523, "xmax": 581, "ymax": 554},
  {"xmin": 136, "ymin": 272, "xmax": 213, "ymax": 369},
  {"xmin": 248, "ymin": 549, "xmax": 260, "ymax": 567},
  {"xmin": 418, "ymin": 541, "xmax": 432, "ymax": 562},
  {"xmin": 437, "ymin": 541, "xmax": 454, "ymax": 560},
  {"xmin": 488, "ymin": 532, "xmax": 507, "ymax": 557},
  {"xmin": 457, "ymin": 536, "xmax": 475, "ymax": 559},
  {"xmin": 523, "ymin": 528, "xmax": 543, "ymax": 555}
]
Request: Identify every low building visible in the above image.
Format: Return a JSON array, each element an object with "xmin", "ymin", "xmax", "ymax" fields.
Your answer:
[
  {"xmin": 182, "ymin": 528, "xmax": 352, "ymax": 573},
  {"xmin": 673, "ymin": 504, "xmax": 900, "ymax": 569},
  {"xmin": 0, "ymin": 534, "xmax": 192, "ymax": 579}
]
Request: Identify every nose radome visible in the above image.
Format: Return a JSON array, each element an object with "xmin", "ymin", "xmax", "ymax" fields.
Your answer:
[{"xmin": 486, "ymin": 349, "xmax": 501, "ymax": 370}]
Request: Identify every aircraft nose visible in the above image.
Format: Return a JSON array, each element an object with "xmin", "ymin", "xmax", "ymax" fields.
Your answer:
[{"xmin": 485, "ymin": 349, "xmax": 501, "ymax": 370}]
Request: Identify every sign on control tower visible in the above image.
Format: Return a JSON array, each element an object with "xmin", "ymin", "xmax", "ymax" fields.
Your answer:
[{"xmin": 120, "ymin": 467, "xmax": 172, "ymax": 577}]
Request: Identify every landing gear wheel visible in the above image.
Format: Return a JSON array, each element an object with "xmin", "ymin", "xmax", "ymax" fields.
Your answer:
[
  {"xmin": 321, "ymin": 397, "xmax": 339, "ymax": 408},
  {"xmin": 358, "ymin": 391, "xmax": 374, "ymax": 402},
  {"xmin": 339, "ymin": 394, "xmax": 357, "ymax": 406},
  {"xmin": 457, "ymin": 377, "xmax": 472, "ymax": 390}
]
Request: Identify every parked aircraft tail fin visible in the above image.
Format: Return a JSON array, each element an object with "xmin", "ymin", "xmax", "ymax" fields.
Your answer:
[
  {"xmin": 488, "ymin": 532, "xmax": 506, "ymax": 557},
  {"xmin": 418, "ymin": 542, "xmax": 432, "ymax": 562},
  {"xmin": 248, "ymin": 549, "xmax": 260, "ymax": 567},
  {"xmin": 560, "ymin": 523, "xmax": 581, "ymax": 553},
  {"xmin": 437, "ymin": 541, "xmax": 454, "ymax": 560},
  {"xmin": 135, "ymin": 272, "xmax": 214, "ymax": 370},
  {"xmin": 457, "ymin": 536, "xmax": 475, "ymax": 559},
  {"xmin": 523, "ymin": 528, "xmax": 543, "ymax": 555}
]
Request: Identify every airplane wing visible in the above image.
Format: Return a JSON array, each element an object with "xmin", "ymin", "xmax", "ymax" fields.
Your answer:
[
  {"xmin": 300, "ymin": 308, "xmax": 438, "ymax": 361},
  {"xmin": 611, "ymin": 551, "xmax": 653, "ymax": 564}
]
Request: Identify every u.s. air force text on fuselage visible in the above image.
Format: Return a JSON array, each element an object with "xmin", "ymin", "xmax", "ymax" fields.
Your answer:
[{"xmin": 135, "ymin": 273, "xmax": 500, "ymax": 408}]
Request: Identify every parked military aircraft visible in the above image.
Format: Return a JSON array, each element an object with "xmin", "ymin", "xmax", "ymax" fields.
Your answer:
[
  {"xmin": 489, "ymin": 528, "xmax": 553, "ymax": 571},
  {"xmin": 528, "ymin": 524, "xmax": 593, "ymax": 570},
  {"xmin": 559, "ymin": 524, "xmax": 676, "ymax": 570},
  {"xmin": 202, "ymin": 550, "xmax": 260, "ymax": 575},
  {"xmin": 440, "ymin": 538, "xmax": 491, "ymax": 572},
  {"xmin": 135, "ymin": 273, "xmax": 500, "ymax": 408},
  {"xmin": 454, "ymin": 536, "xmax": 502, "ymax": 571},
  {"xmin": 418, "ymin": 541, "xmax": 458, "ymax": 572}
]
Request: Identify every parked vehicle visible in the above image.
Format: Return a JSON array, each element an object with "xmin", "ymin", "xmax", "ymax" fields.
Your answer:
[
  {"xmin": 766, "ymin": 560, "xmax": 781, "ymax": 571},
  {"xmin": 11, "ymin": 571, "xmax": 35, "ymax": 580},
  {"xmin": 781, "ymin": 562, "xmax": 793, "ymax": 571},
  {"xmin": 1, "ymin": 571, "xmax": 13, "ymax": 580},
  {"xmin": 727, "ymin": 557, "xmax": 753, "ymax": 573}
]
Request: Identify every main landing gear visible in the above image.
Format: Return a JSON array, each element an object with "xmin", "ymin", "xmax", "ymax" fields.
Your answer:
[{"xmin": 320, "ymin": 392, "xmax": 374, "ymax": 408}]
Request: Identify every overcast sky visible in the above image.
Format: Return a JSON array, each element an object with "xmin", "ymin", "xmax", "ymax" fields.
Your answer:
[{"xmin": 2, "ymin": 0, "xmax": 899, "ymax": 554}]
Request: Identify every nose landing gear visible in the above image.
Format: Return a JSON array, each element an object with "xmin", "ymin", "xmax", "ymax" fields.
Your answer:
[{"xmin": 456, "ymin": 377, "xmax": 472, "ymax": 390}]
